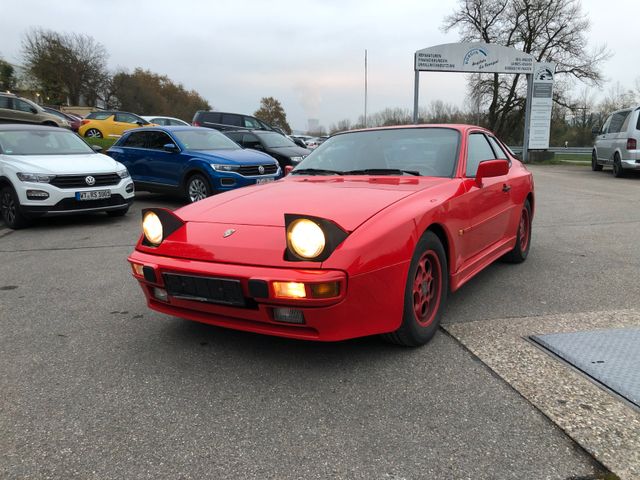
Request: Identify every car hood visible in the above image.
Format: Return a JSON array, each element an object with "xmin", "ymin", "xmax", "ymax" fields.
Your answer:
[
  {"xmin": 186, "ymin": 148, "xmax": 276, "ymax": 165},
  {"xmin": 1, "ymin": 153, "xmax": 124, "ymax": 174},
  {"xmin": 264, "ymin": 145, "xmax": 310, "ymax": 157},
  {"xmin": 176, "ymin": 175, "xmax": 448, "ymax": 232}
]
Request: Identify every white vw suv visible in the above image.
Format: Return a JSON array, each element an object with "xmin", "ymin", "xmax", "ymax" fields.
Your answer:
[{"xmin": 0, "ymin": 125, "xmax": 135, "ymax": 229}]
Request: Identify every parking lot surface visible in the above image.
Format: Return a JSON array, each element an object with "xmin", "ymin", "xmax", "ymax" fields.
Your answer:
[{"xmin": 1, "ymin": 165, "xmax": 637, "ymax": 479}]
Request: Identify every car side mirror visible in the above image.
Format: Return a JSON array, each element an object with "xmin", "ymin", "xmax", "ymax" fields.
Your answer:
[
  {"xmin": 284, "ymin": 165, "xmax": 294, "ymax": 175},
  {"xmin": 91, "ymin": 145, "xmax": 103, "ymax": 153},
  {"xmin": 136, "ymin": 121, "xmax": 144, "ymax": 126},
  {"xmin": 30, "ymin": 107, "xmax": 38, "ymax": 114},
  {"xmin": 591, "ymin": 126, "xmax": 600, "ymax": 136},
  {"xmin": 163, "ymin": 143, "xmax": 179, "ymax": 153},
  {"xmin": 475, "ymin": 159, "xmax": 509, "ymax": 187}
]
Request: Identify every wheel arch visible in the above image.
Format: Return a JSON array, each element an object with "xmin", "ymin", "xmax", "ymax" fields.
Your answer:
[
  {"xmin": 181, "ymin": 167, "xmax": 211, "ymax": 192},
  {"xmin": 423, "ymin": 222, "xmax": 451, "ymax": 276},
  {"xmin": 0, "ymin": 176, "xmax": 14, "ymax": 190}
]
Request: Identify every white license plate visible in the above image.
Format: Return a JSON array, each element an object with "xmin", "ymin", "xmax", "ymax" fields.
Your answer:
[
  {"xmin": 76, "ymin": 190, "xmax": 111, "ymax": 201},
  {"xmin": 256, "ymin": 178, "xmax": 274, "ymax": 185}
]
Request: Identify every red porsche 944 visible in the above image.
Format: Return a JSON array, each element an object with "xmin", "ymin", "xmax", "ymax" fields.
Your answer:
[{"xmin": 128, "ymin": 125, "xmax": 534, "ymax": 346}]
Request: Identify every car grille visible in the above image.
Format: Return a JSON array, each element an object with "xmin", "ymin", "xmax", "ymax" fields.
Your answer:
[
  {"xmin": 163, "ymin": 273, "xmax": 246, "ymax": 307},
  {"xmin": 50, "ymin": 173, "xmax": 121, "ymax": 189},
  {"xmin": 237, "ymin": 164, "xmax": 278, "ymax": 176}
]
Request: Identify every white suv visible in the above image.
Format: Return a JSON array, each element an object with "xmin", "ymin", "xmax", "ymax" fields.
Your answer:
[
  {"xmin": 592, "ymin": 106, "xmax": 640, "ymax": 177},
  {"xmin": 0, "ymin": 125, "xmax": 135, "ymax": 229}
]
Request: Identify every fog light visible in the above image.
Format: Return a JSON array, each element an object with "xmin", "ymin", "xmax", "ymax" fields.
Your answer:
[
  {"xmin": 309, "ymin": 282, "xmax": 340, "ymax": 298},
  {"xmin": 273, "ymin": 307, "xmax": 305, "ymax": 324},
  {"xmin": 126, "ymin": 183, "xmax": 134, "ymax": 193},
  {"xmin": 26, "ymin": 189, "xmax": 49, "ymax": 200},
  {"xmin": 273, "ymin": 281, "xmax": 307, "ymax": 299},
  {"xmin": 153, "ymin": 287, "xmax": 168, "ymax": 302},
  {"xmin": 220, "ymin": 178, "xmax": 236, "ymax": 186},
  {"xmin": 131, "ymin": 262, "xmax": 144, "ymax": 276}
]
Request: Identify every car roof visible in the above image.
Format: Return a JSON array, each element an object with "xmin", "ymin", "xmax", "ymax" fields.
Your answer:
[
  {"xmin": 125, "ymin": 126, "xmax": 209, "ymax": 133},
  {"xmin": 0, "ymin": 124, "xmax": 65, "ymax": 132}
]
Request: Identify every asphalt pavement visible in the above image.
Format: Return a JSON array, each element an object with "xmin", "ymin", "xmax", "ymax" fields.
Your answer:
[{"xmin": 1, "ymin": 165, "xmax": 637, "ymax": 480}]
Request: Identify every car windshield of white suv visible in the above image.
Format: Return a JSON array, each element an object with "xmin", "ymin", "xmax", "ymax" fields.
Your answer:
[
  {"xmin": 173, "ymin": 129, "xmax": 241, "ymax": 151},
  {"xmin": 0, "ymin": 130, "xmax": 95, "ymax": 155}
]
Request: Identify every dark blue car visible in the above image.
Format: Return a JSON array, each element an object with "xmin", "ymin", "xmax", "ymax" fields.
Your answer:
[{"xmin": 107, "ymin": 126, "xmax": 281, "ymax": 203}]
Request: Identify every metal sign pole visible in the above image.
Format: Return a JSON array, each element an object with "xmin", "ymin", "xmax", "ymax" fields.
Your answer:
[
  {"xmin": 522, "ymin": 73, "xmax": 533, "ymax": 163},
  {"xmin": 413, "ymin": 70, "xmax": 419, "ymax": 124}
]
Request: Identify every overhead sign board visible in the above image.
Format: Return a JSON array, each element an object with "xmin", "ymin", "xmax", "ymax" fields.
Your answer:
[
  {"xmin": 415, "ymin": 42, "xmax": 534, "ymax": 74},
  {"xmin": 528, "ymin": 62, "xmax": 556, "ymax": 150}
]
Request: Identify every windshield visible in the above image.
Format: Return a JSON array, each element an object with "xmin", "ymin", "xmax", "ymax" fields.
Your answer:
[
  {"xmin": 174, "ymin": 129, "xmax": 241, "ymax": 151},
  {"xmin": 256, "ymin": 132, "xmax": 297, "ymax": 148},
  {"xmin": 293, "ymin": 128, "xmax": 460, "ymax": 177},
  {"xmin": 0, "ymin": 130, "xmax": 95, "ymax": 155}
]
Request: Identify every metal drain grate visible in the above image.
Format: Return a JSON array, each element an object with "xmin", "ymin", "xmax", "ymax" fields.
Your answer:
[{"xmin": 530, "ymin": 328, "xmax": 640, "ymax": 408}]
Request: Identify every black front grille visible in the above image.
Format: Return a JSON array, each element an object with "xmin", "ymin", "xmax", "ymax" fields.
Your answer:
[
  {"xmin": 163, "ymin": 273, "xmax": 246, "ymax": 307},
  {"xmin": 237, "ymin": 164, "xmax": 278, "ymax": 176},
  {"xmin": 50, "ymin": 173, "xmax": 121, "ymax": 189}
]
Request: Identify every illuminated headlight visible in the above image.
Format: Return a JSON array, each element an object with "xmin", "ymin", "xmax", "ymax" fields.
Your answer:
[
  {"xmin": 212, "ymin": 164, "xmax": 239, "ymax": 172},
  {"xmin": 142, "ymin": 211, "xmax": 163, "ymax": 246},
  {"xmin": 290, "ymin": 156, "xmax": 303, "ymax": 164},
  {"xmin": 117, "ymin": 169, "xmax": 130, "ymax": 179},
  {"xmin": 17, "ymin": 172, "xmax": 55, "ymax": 183},
  {"xmin": 287, "ymin": 218, "xmax": 326, "ymax": 259}
]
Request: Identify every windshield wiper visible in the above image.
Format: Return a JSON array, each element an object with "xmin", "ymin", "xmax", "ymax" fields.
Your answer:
[
  {"xmin": 343, "ymin": 168, "xmax": 420, "ymax": 176},
  {"xmin": 291, "ymin": 168, "xmax": 344, "ymax": 176}
]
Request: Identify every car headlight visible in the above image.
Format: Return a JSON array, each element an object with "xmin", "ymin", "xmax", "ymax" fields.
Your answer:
[
  {"xmin": 290, "ymin": 156, "xmax": 303, "ymax": 164},
  {"xmin": 140, "ymin": 208, "xmax": 185, "ymax": 247},
  {"xmin": 117, "ymin": 169, "xmax": 130, "ymax": 179},
  {"xmin": 212, "ymin": 164, "xmax": 239, "ymax": 172},
  {"xmin": 142, "ymin": 211, "xmax": 163, "ymax": 246},
  {"xmin": 287, "ymin": 219, "xmax": 326, "ymax": 259},
  {"xmin": 284, "ymin": 215, "xmax": 349, "ymax": 262},
  {"xmin": 16, "ymin": 173, "xmax": 55, "ymax": 183}
]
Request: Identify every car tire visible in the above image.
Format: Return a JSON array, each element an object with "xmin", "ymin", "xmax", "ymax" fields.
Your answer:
[
  {"xmin": 1, "ymin": 186, "xmax": 30, "ymax": 229},
  {"xmin": 612, "ymin": 154, "xmax": 625, "ymax": 178},
  {"xmin": 185, "ymin": 174, "xmax": 212, "ymax": 203},
  {"xmin": 591, "ymin": 151, "xmax": 603, "ymax": 171},
  {"xmin": 383, "ymin": 231, "xmax": 448, "ymax": 347},
  {"xmin": 84, "ymin": 128, "xmax": 103, "ymax": 139},
  {"xmin": 502, "ymin": 199, "xmax": 532, "ymax": 264},
  {"xmin": 106, "ymin": 207, "xmax": 129, "ymax": 217}
]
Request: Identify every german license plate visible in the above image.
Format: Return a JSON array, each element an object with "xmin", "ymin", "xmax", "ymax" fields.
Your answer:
[
  {"xmin": 76, "ymin": 190, "xmax": 111, "ymax": 201},
  {"xmin": 256, "ymin": 178, "xmax": 274, "ymax": 185}
]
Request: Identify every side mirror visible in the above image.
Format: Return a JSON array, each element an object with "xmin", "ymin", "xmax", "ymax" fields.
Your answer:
[
  {"xmin": 136, "ymin": 121, "xmax": 144, "ymax": 126},
  {"xmin": 591, "ymin": 126, "xmax": 601, "ymax": 136},
  {"xmin": 30, "ymin": 107, "xmax": 38, "ymax": 114},
  {"xmin": 475, "ymin": 159, "xmax": 509, "ymax": 187},
  {"xmin": 284, "ymin": 165, "xmax": 294, "ymax": 175},
  {"xmin": 163, "ymin": 143, "xmax": 179, "ymax": 153},
  {"xmin": 91, "ymin": 145, "xmax": 103, "ymax": 153},
  {"xmin": 248, "ymin": 143, "xmax": 263, "ymax": 151}
]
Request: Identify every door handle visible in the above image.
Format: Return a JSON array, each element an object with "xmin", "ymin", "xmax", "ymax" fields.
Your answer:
[{"xmin": 502, "ymin": 184, "xmax": 511, "ymax": 192}]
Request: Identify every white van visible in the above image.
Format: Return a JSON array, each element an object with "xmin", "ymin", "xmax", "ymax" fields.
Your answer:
[{"xmin": 592, "ymin": 106, "xmax": 640, "ymax": 177}]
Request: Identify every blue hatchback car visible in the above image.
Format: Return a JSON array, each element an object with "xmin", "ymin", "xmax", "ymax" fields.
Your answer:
[{"xmin": 107, "ymin": 126, "xmax": 281, "ymax": 202}]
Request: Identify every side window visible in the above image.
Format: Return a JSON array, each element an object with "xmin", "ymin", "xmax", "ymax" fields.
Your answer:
[
  {"xmin": 243, "ymin": 116, "xmax": 261, "ymax": 129},
  {"xmin": 15, "ymin": 99, "xmax": 34, "ymax": 113},
  {"xmin": 487, "ymin": 136, "xmax": 508, "ymax": 160},
  {"xmin": 221, "ymin": 114, "xmax": 242, "ymax": 127},
  {"xmin": 203, "ymin": 112, "xmax": 221, "ymax": 123},
  {"xmin": 601, "ymin": 115, "xmax": 613, "ymax": 134},
  {"xmin": 115, "ymin": 113, "xmax": 139, "ymax": 124},
  {"xmin": 0, "ymin": 96, "xmax": 11, "ymax": 109},
  {"xmin": 122, "ymin": 132, "xmax": 147, "ymax": 148},
  {"xmin": 466, "ymin": 133, "xmax": 496, "ymax": 177},
  {"xmin": 608, "ymin": 111, "xmax": 631, "ymax": 134},
  {"xmin": 224, "ymin": 132, "xmax": 243, "ymax": 144},
  {"xmin": 242, "ymin": 133, "xmax": 260, "ymax": 147},
  {"xmin": 146, "ymin": 131, "xmax": 174, "ymax": 150},
  {"xmin": 636, "ymin": 111, "xmax": 640, "ymax": 131}
]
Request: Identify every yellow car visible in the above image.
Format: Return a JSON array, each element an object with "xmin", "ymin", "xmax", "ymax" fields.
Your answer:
[{"xmin": 78, "ymin": 111, "xmax": 155, "ymax": 139}]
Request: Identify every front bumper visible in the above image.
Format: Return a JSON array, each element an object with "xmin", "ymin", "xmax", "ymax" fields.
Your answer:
[
  {"xmin": 15, "ymin": 178, "xmax": 135, "ymax": 216},
  {"xmin": 128, "ymin": 250, "xmax": 409, "ymax": 341}
]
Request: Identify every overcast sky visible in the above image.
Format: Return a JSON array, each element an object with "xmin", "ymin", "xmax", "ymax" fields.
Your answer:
[{"xmin": 2, "ymin": 0, "xmax": 638, "ymax": 131}]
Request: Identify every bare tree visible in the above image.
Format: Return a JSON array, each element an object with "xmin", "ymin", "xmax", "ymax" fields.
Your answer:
[
  {"xmin": 254, "ymin": 97, "xmax": 292, "ymax": 134},
  {"xmin": 22, "ymin": 28, "xmax": 108, "ymax": 105},
  {"xmin": 443, "ymin": 0, "xmax": 610, "ymax": 141}
]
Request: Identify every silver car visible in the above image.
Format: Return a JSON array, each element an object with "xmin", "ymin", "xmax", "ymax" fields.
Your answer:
[{"xmin": 592, "ymin": 106, "xmax": 640, "ymax": 177}]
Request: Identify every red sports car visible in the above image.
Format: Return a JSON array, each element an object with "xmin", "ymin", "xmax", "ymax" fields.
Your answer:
[{"xmin": 128, "ymin": 125, "xmax": 534, "ymax": 346}]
